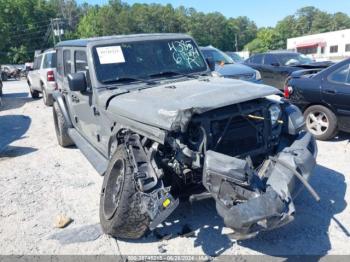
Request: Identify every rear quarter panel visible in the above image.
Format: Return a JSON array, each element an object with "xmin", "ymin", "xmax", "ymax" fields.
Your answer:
[
  {"xmin": 27, "ymin": 71, "xmax": 40, "ymax": 91},
  {"xmin": 288, "ymin": 77, "xmax": 323, "ymax": 111}
]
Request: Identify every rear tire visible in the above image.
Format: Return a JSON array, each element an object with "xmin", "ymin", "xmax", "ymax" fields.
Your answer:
[
  {"xmin": 304, "ymin": 105, "xmax": 337, "ymax": 141},
  {"xmin": 28, "ymin": 82, "xmax": 40, "ymax": 99},
  {"xmin": 53, "ymin": 102, "xmax": 74, "ymax": 147},
  {"xmin": 100, "ymin": 144, "xmax": 150, "ymax": 239}
]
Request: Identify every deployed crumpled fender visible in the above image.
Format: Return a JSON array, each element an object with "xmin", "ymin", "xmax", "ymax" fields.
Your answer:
[{"xmin": 203, "ymin": 132, "xmax": 318, "ymax": 239}]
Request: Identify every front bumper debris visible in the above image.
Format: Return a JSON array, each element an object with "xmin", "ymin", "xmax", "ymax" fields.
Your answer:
[{"xmin": 203, "ymin": 131, "xmax": 318, "ymax": 239}]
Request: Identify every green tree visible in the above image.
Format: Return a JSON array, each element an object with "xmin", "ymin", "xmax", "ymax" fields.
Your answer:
[
  {"xmin": 330, "ymin": 12, "xmax": 350, "ymax": 31},
  {"xmin": 244, "ymin": 28, "xmax": 280, "ymax": 53}
]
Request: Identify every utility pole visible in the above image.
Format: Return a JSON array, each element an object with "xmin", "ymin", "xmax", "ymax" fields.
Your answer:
[
  {"xmin": 50, "ymin": 18, "xmax": 56, "ymax": 45},
  {"xmin": 51, "ymin": 18, "xmax": 64, "ymax": 43},
  {"xmin": 235, "ymin": 34, "xmax": 239, "ymax": 52}
]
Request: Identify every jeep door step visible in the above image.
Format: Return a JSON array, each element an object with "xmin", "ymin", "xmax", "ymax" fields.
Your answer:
[{"xmin": 68, "ymin": 128, "xmax": 108, "ymax": 175}]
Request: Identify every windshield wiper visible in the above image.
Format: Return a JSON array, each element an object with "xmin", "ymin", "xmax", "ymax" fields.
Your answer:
[
  {"xmin": 102, "ymin": 77, "xmax": 156, "ymax": 85},
  {"xmin": 148, "ymin": 71, "xmax": 199, "ymax": 79}
]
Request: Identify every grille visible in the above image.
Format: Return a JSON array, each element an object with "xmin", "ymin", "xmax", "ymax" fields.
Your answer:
[{"xmin": 211, "ymin": 114, "xmax": 265, "ymax": 156}]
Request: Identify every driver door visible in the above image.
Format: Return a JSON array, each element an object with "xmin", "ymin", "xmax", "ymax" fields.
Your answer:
[
  {"xmin": 263, "ymin": 54, "xmax": 289, "ymax": 90},
  {"xmin": 63, "ymin": 48, "xmax": 106, "ymax": 155}
]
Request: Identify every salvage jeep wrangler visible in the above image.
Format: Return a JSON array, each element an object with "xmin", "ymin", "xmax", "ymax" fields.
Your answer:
[{"xmin": 53, "ymin": 33, "xmax": 319, "ymax": 240}]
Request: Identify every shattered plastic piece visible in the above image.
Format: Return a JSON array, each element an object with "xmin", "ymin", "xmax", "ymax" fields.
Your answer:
[
  {"xmin": 158, "ymin": 243, "xmax": 167, "ymax": 253},
  {"xmin": 54, "ymin": 215, "xmax": 73, "ymax": 228}
]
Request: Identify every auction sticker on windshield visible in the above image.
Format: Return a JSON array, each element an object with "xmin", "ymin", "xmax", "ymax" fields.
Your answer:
[{"xmin": 96, "ymin": 46, "xmax": 125, "ymax": 64}]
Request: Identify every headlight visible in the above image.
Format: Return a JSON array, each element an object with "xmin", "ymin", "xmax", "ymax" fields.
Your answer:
[
  {"xmin": 254, "ymin": 70, "xmax": 261, "ymax": 80},
  {"xmin": 268, "ymin": 104, "xmax": 281, "ymax": 126}
]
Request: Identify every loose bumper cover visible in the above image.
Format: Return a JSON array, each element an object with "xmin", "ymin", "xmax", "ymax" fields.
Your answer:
[{"xmin": 203, "ymin": 131, "xmax": 318, "ymax": 239}]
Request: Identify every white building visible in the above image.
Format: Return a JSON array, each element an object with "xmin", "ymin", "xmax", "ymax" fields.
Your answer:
[{"xmin": 287, "ymin": 29, "xmax": 350, "ymax": 62}]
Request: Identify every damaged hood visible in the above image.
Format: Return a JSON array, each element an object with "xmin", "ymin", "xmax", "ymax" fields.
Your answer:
[{"xmin": 107, "ymin": 77, "xmax": 280, "ymax": 131}]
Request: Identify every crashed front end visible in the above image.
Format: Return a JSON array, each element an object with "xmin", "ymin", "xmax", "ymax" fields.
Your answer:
[
  {"xmin": 203, "ymin": 131, "xmax": 317, "ymax": 238},
  {"xmin": 170, "ymin": 98, "xmax": 317, "ymax": 238},
  {"xmin": 116, "ymin": 95, "xmax": 318, "ymax": 239},
  {"xmin": 165, "ymin": 98, "xmax": 317, "ymax": 238}
]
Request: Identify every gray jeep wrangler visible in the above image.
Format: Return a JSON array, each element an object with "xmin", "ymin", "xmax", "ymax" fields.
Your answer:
[{"xmin": 53, "ymin": 34, "xmax": 319, "ymax": 240}]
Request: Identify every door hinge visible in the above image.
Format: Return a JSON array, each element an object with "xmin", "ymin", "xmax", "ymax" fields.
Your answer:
[{"xmin": 92, "ymin": 106, "xmax": 100, "ymax": 116}]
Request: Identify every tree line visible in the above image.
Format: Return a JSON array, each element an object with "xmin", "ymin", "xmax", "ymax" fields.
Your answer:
[{"xmin": 1, "ymin": 0, "xmax": 350, "ymax": 63}]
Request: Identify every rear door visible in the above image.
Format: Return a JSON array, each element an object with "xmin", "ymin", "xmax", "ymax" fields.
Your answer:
[{"xmin": 322, "ymin": 62, "xmax": 350, "ymax": 127}]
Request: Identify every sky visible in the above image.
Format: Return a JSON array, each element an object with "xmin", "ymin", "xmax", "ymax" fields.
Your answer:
[{"xmin": 78, "ymin": 0, "xmax": 350, "ymax": 27}]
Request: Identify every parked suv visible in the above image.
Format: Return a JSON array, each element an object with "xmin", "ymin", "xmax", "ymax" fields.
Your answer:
[
  {"xmin": 27, "ymin": 49, "xmax": 57, "ymax": 106},
  {"xmin": 244, "ymin": 51, "xmax": 332, "ymax": 90},
  {"xmin": 286, "ymin": 58, "xmax": 350, "ymax": 140},
  {"xmin": 53, "ymin": 34, "xmax": 318, "ymax": 240}
]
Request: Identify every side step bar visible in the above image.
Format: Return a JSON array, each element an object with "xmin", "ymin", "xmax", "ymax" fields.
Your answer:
[{"xmin": 68, "ymin": 128, "xmax": 109, "ymax": 175}]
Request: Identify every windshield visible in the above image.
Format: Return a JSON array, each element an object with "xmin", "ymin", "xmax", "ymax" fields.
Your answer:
[
  {"xmin": 201, "ymin": 48, "xmax": 234, "ymax": 64},
  {"xmin": 93, "ymin": 39, "xmax": 207, "ymax": 85},
  {"xmin": 226, "ymin": 52, "xmax": 243, "ymax": 62},
  {"xmin": 278, "ymin": 53, "xmax": 313, "ymax": 66}
]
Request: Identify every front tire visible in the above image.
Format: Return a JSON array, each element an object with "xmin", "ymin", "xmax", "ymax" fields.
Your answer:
[
  {"xmin": 304, "ymin": 105, "xmax": 337, "ymax": 140},
  {"xmin": 53, "ymin": 102, "xmax": 74, "ymax": 147},
  {"xmin": 100, "ymin": 144, "xmax": 150, "ymax": 239}
]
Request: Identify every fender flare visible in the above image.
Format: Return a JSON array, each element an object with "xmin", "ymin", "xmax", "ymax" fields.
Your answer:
[{"xmin": 52, "ymin": 91, "xmax": 73, "ymax": 128}]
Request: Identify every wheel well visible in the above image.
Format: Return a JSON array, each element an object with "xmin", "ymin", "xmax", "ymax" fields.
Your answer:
[
  {"xmin": 303, "ymin": 102, "xmax": 336, "ymax": 114},
  {"xmin": 108, "ymin": 129, "xmax": 129, "ymax": 158}
]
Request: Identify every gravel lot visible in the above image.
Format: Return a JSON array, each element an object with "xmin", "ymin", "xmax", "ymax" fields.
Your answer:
[{"xmin": 0, "ymin": 80, "xmax": 349, "ymax": 258}]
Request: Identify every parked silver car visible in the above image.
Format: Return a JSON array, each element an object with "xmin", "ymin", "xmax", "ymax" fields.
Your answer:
[{"xmin": 27, "ymin": 49, "xmax": 57, "ymax": 106}]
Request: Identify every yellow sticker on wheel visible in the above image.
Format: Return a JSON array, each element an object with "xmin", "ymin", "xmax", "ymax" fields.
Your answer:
[{"xmin": 163, "ymin": 198, "xmax": 171, "ymax": 208}]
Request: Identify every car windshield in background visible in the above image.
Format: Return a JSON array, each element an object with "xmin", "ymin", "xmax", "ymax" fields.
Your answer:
[
  {"xmin": 226, "ymin": 52, "xmax": 243, "ymax": 62},
  {"xmin": 93, "ymin": 39, "xmax": 207, "ymax": 85},
  {"xmin": 278, "ymin": 53, "xmax": 313, "ymax": 66},
  {"xmin": 201, "ymin": 49, "xmax": 234, "ymax": 64}
]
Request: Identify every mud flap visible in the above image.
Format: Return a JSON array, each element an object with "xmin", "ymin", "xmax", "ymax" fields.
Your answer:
[{"xmin": 52, "ymin": 91, "xmax": 73, "ymax": 128}]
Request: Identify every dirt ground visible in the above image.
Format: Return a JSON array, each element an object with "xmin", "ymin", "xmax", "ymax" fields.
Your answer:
[{"xmin": 0, "ymin": 80, "xmax": 349, "ymax": 259}]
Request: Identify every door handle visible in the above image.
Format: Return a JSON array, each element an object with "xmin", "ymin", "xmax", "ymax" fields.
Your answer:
[{"xmin": 323, "ymin": 89, "xmax": 337, "ymax": 95}]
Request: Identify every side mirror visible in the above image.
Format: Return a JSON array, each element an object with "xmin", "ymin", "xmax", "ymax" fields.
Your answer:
[
  {"xmin": 68, "ymin": 72, "xmax": 87, "ymax": 92},
  {"xmin": 206, "ymin": 57, "xmax": 216, "ymax": 71}
]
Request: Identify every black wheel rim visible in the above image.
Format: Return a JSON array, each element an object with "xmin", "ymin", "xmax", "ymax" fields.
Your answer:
[{"xmin": 103, "ymin": 159, "xmax": 125, "ymax": 220}]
